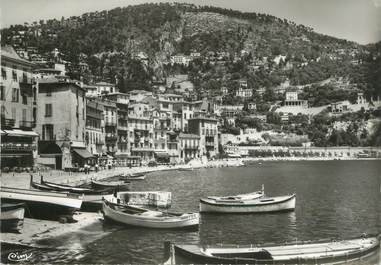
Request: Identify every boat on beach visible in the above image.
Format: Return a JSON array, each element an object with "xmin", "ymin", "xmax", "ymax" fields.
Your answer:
[
  {"xmin": 0, "ymin": 203, "xmax": 25, "ymax": 233},
  {"xmin": 164, "ymin": 235, "xmax": 380, "ymax": 264},
  {"xmin": 119, "ymin": 173, "xmax": 146, "ymax": 181},
  {"xmin": 102, "ymin": 198, "xmax": 199, "ymax": 229},
  {"xmin": 199, "ymin": 186, "xmax": 295, "ymax": 213},
  {"xmin": 0, "ymin": 186, "xmax": 82, "ymax": 221},
  {"xmin": 91, "ymin": 179, "xmax": 130, "ymax": 190},
  {"xmin": 31, "ymin": 176, "xmax": 113, "ymax": 210},
  {"xmin": 103, "ymin": 190, "xmax": 172, "ymax": 208}
]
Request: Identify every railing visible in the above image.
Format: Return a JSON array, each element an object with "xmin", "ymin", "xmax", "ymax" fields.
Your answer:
[
  {"xmin": 184, "ymin": 145, "xmax": 199, "ymax": 150},
  {"xmin": 1, "ymin": 143, "xmax": 36, "ymax": 151},
  {"xmin": 105, "ymin": 133, "xmax": 118, "ymax": 141},
  {"xmin": 19, "ymin": 120, "xmax": 36, "ymax": 129},
  {"xmin": 205, "ymin": 142, "xmax": 215, "ymax": 147},
  {"xmin": 1, "ymin": 118, "xmax": 15, "ymax": 128},
  {"xmin": 105, "ymin": 120, "xmax": 117, "ymax": 126}
]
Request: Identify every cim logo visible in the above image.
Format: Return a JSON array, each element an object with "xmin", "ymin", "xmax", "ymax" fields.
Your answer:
[{"xmin": 7, "ymin": 252, "xmax": 33, "ymax": 262}]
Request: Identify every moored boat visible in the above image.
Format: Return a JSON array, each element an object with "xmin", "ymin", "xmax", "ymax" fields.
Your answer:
[
  {"xmin": 103, "ymin": 190, "xmax": 172, "ymax": 208},
  {"xmin": 31, "ymin": 176, "xmax": 113, "ymax": 210},
  {"xmin": 0, "ymin": 203, "xmax": 25, "ymax": 233},
  {"xmin": 119, "ymin": 173, "xmax": 146, "ymax": 181},
  {"xmin": 164, "ymin": 235, "xmax": 380, "ymax": 264},
  {"xmin": 200, "ymin": 188, "xmax": 295, "ymax": 213},
  {"xmin": 91, "ymin": 179, "xmax": 130, "ymax": 190},
  {"xmin": 0, "ymin": 186, "xmax": 82, "ymax": 221},
  {"xmin": 102, "ymin": 198, "xmax": 199, "ymax": 229}
]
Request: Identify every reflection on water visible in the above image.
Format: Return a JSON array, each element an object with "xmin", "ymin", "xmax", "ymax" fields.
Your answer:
[{"xmin": 34, "ymin": 161, "xmax": 381, "ymax": 264}]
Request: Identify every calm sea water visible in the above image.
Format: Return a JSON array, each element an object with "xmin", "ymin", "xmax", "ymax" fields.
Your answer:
[{"xmin": 32, "ymin": 161, "xmax": 381, "ymax": 264}]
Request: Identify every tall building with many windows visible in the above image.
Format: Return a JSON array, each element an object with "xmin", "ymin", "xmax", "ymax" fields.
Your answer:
[
  {"xmin": 0, "ymin": 46, "xmax": 38, "ymax": 169},
  {"xmin": 35, "ymin": 76, "xmax": 89, "ymax": 169}
]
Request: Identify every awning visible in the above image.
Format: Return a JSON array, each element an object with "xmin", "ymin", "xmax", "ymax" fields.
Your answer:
[
  {"xmin": 155, "ymin": 152, "xmax": 169, "ymax": 158},
  {"xmin": 4, "ymin": 129, "xmax": 38, "ymax": 137},
  {"xmin": 72, "ymin": 148, "xmax": 93, "ymax": 159},
  {"xmin": 39, "ymin": 141, "xmax": 62, "ymax": 155}
]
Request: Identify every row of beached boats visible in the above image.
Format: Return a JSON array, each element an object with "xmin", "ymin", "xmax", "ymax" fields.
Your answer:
[{"xmin": 1, "ymin": 174, "xmax": 379, "ymax": 265}]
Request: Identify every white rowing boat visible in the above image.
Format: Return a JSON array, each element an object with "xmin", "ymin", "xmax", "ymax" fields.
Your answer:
[
  {"xmin": 200, "ymin": 192, "xmax": 295, "ymax": 213},
  {"xmin": 102, "ymin": 198, "xmax": 199, "ymax": 229},
  {"xmin": 0, "ymin": 203, "xmax": 25, "ymax": 232}
]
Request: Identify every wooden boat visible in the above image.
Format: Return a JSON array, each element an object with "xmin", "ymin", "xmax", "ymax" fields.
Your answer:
[
  {"xmin": 164, "ymin": 235, "xmax": 380, "ymax": 264},
  {"xmin": 200, "ymin": 190, "xmax": 295, "ymax": 213},
  {"xmin": 119, "ymin": 173, "xmax": 146, "ymax": 181},
  {"xmin": 0, "ymin": 186, "xmax": 82, "ymax": 221},
  {"xmin": 31, "ymin": 176, "xmax": 112, "ymax": 210},
  {"xmin": 177, "ymin": 168, "xmax": 194, "ymax": 172},
  {"xmin": 91, "ymin": 179, "xmax": 130, "ymax": 190},
  {"xmin": 102, "ymin": 198, "xmax": 199, "ymax": 229},
  {"xmin": 0, "ymin": 203, "xmax": 25, "ymax": 233},
  {"xmin": 103, "ymin": 191, "xmax": 172, "ymax": 208}
]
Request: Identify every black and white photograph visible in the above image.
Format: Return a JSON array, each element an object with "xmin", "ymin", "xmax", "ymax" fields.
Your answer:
[{"xmin": 0, "ymin": 0, "xmax": 380, "ymax": 264}]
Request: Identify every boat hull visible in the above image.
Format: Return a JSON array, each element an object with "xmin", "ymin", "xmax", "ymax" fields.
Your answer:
[
  {"xmin": 166, "ymin": 236, "xmax": 380, "ymax": 265},
  {"xmin": 0, "ymin": 187, "xmax": 82, "ymax": 220},
  {"xmin": 102, "ymin": 202, "xmax": 199, "ymax": 229},
  {"xmin": 199, "ymin": 195, "xmax": 296, "ymax": 213},
  {"xmin": 0, "ymin": 204, "xmax": 25, "ymax": 232},
  {"xmin": 91, "ymin": 181, "xmax": 129, "ymax": 190}
]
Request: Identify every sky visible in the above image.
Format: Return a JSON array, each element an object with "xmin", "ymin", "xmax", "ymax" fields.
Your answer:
[{"xmin": 0, "ymin": 0, "xmax": 380, "ymax": 44}]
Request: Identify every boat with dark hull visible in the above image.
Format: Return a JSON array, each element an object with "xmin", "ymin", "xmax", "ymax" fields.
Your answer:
[
  {"xmin": 0, "ymin": 187, "xmax": 82, "ymax": 221},
  {"xmin": 119, "ymin": 173, "xmax": 146, "ymax": 181},
  {"xmin": 91, "ymin": 179, "xmax": 130, "ymax": 190},
  {"xmin": 164, "ymin": 235, "xmax": 380, "ymax": 264},
  {"xmin": 30, "ymin": 176, "xmax": 113, "ymax": 210},
  {"xmin": 0, "ymin": 203, "xmax": 25, "ymax": 233}
]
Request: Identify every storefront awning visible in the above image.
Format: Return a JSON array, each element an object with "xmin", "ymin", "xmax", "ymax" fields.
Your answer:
[
  {"xmin": 4, "ymin": 129, "xmax": 38, "ymax": 137},
  {"xmin": 72, "ymin": 148, "xmax": 93, "ymax": 159},
  {"xmin": 39, "ymin": 141, "xmax": 62, "ymax": 155}
]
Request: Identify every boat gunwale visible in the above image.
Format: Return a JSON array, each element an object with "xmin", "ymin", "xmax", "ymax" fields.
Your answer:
[
  {"xmin": 172, "ymin": 236, "xmax": 380, "ymax": 264},
  {"xmin": 0, "ymin": 186, "xmax": 82, "ymax": 199},
  {"xmin": 200, "ymin": 194, "xmax": 296, "ymax": 207},
  {"xmin": 103, "ymin": 199, "xmax": 198, "ymax": 223}
]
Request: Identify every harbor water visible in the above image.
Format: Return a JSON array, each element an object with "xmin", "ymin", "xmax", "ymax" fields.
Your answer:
[{"xmin": 27, "ymin": 160, "xmax": 381, "ymax": 264}]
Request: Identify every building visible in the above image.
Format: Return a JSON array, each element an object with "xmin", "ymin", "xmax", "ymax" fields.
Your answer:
[
  {"xmin": 103, "ymin": 100, "xmax": 118, "ymax": 155},
  {"xmin": 1, "ymin": 46, "xmax": 38, "ymax": 169},
  {"xmin": 284, "ymin": 90, "xmax": 308, "ymax": 108},
  {"xmin": 235, "ymin": 87, "xmax": 253, "ymax": 98},
  {"xmin": 85, "ymin": 98, "xmax": 105, "ymax": 156},
  {"xmin": 36, "ymin": 76, "xmax": 89, "ymax": 169},
  {"xmin": 178, "ymin": 133, "xmax": 200, "ymax": 162},
  {"xmin": 188, "ymin": 114, "xmax": 219, "ymax": 158},
  {"xmin": 87, "ymin": 81, "xmax": 117, "ymax": 97}
]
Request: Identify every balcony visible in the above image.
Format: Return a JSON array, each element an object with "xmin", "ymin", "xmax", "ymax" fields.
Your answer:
[
  {"xmin": 105, "ymin": 120, "xmax": 117, "ymax": 126},
  {"xmin": 19, "ymin": 120, "xmax": 36, "ymax": 129},
  {"xmin": 1, "ymin": 118, "xmax": 15, "ymax": 128},
  {"xmin": 205, "ymin": 141, "xmax": 215, "ymax": 147},
  {"xmin": 184, "ymin": 145, "xmax": 199, "ymax": 150},
  {"xmin": 1, "ymin": 143, "xmax": 36, "ymax": 151},
  {"xmin": 105, "ymin": 133, "xmax": 118, "ymax": 142}
]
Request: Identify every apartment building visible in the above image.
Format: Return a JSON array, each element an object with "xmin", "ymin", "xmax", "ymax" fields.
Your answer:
[
  {"xmin": 0, "ymin": 46, "xmax": 38, "ymax": 169},
  {"xmin": 36, "ymin": 76, "xmax": 88, "ymax": 169}
]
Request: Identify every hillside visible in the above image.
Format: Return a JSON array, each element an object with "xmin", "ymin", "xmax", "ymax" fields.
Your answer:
[{"xmin": 1, "ymin": 3, "xmax": 380, "ymax": 97}]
